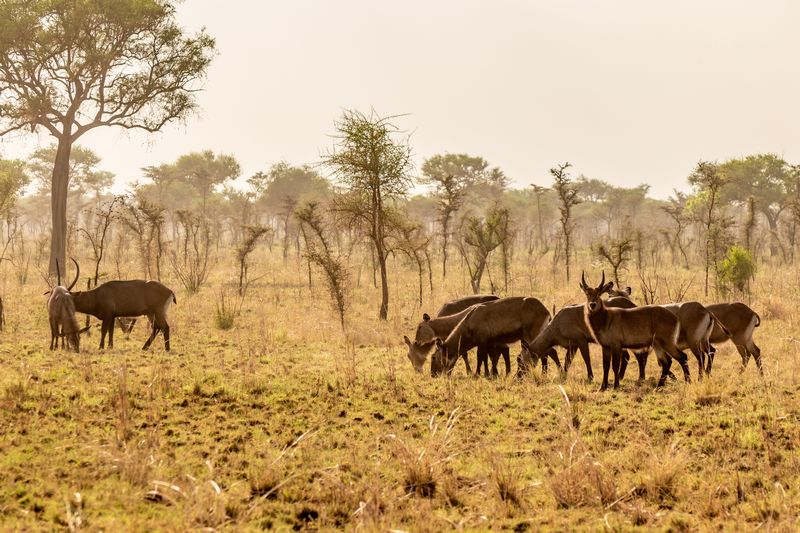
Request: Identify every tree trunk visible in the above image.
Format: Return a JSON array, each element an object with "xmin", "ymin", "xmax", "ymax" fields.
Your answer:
[
  {"xmin": 762, "ymin": 208, "xmax": 781, "ymax": 260},
  {"xmin": 441, "ymin": 211, "xmax": 450, "ymax": 280},
  {"xmin": 49, "ymin": 138, "xmax": 72, "ymax": 276},
  {"xmin": 377, "ymin": 248, "xmax": 389, "ymax": 320}
]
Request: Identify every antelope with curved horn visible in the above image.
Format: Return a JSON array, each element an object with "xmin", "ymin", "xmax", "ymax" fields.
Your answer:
[
  {"xmin": 403, "ymin": 294, "xmax": 511, "ymax": 377},
  {"xmin": 47, "ymin": 258, "xmax": 85, "ymax": 352},
  {"xmin": 67, "ymin": 260, "xmax": 177, "ymax": 351},
  {"xmin": 580, "ymin": 271, "xmax": 691, "ymax": 390}
]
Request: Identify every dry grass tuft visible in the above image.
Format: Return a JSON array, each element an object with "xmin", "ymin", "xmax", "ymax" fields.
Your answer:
[
  {"xmin": 488, "ymin": 457, "xmax": 524, "ymax": 507},
  {"xmin": 387, "ymin": 409, "xmax": 460, "ymax": 498},
  {"xmin": 547, "ymin": 386, "xmax": 617, "ymax": 508},
  {"xmin": 635, "ymin": 439, "xmax": 688, "ymax": 507}
]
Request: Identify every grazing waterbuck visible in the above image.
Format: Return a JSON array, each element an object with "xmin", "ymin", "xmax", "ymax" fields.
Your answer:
[
  {"xmin": 580, "ymin": 272, "xmax": 691, "ymax": 390},
  {"xmin": 430, "ymin": 296, "xmax": 559, "ymax": 377},
  {"xmin": 46, "ymin": 259, "xmax": 85, "ymax": 352},
  {"xmin": 68, "ymin": 262, "xmax": 177, "ymax": 351},
  {"xmin": 403, "ymin": 294, "xmax": 510, "ymax": 376}
]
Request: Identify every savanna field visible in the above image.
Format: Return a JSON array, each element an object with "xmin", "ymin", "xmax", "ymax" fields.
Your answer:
[{"xmin": 1, "ymin": 251, "xmax": 798, "ymax": 532}]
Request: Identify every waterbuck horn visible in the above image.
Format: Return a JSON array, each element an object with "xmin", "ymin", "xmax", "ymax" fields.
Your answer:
[
  {"xmin": 598, "ymin": 271, "xmax": 605, "ymax": 289},
  {"xmin": 56, "ymin": 259, "xmax": 61, "ymax": 287},
  {"xmin": 580, "ymin": 271, "xmax": 587, "ymax": 289},
  {"xmin": 67, "ymin": 257, "xmax": 80, "ymax": 291}
]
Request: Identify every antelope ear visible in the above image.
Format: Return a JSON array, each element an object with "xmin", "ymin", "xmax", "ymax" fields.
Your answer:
[
  {"xmin": 422, "ymin": 313, "xmax": 430, "ymax": 322},
  {"xmin": 626, "ymin": 286, "xmax": 632, "ymax": 295},
  {"xmin": 403, "ymin": 335, "xmax": 412, "ymax": 347},
  {"xmin": 435, "ymin": 338, "xmax": 444, "ymax": 348},
  {"xmin": 603, "ymin": 282, "xmax": 614, "ymax": 294}
]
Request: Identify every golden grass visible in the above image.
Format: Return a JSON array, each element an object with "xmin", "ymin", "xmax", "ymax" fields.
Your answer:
[{"xmin": 0, "ymin": 250, "xmax": 799, "ymax": 530}]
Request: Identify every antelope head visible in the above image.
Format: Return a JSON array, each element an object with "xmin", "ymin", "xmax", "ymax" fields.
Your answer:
[
  {"xmin": 580, "ymin": 271, "xmax": 614, "ymax": 315},
  {"xmin": 403, "ymin": 313, "xmax": 435, "ymax": 373}
]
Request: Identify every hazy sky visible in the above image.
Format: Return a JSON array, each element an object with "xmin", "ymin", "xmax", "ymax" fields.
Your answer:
[{"xmin": 1, "ymin": 0, "xmax": 798, "ymax": 198}]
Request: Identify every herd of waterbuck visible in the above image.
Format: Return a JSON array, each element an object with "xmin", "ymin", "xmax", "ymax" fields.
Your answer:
[
  {"xmin": 45, "ymin": 259, "xmax": 760, "ymax": 391},
  {"xmin": 404, "ymin": 272, "xmax": 762, "ymax": 390}
]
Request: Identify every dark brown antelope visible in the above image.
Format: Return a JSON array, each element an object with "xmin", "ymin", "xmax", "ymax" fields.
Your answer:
[
  {"xmin": 522, "ymin": 293, "xmax": 638, "ymax": 382},
  {"xmin": 46, "ymin": 259, "xmax": 85, "ymax": 352},
  {"xmin": 48, "ymin": 286, "xmax": 81, "ymax": 352},
  {"xmin": 430, "ymin": 296, "xmax": 559, "ymax": 377},
  {"xmin": 580, "ymin": 272, "xmax": 691, "ymax": 390},
  {"xmin": 608, "ymin": 287, "xmax": 730, "ymax": 381},
  {"xmin": 68, "ymin": 262, "xmax": 177, "ymax": 351},
  {"xmin": 403, "ymin": 294, "xmax": 510, "ymax": 376},
  {"xmin": 704, "ymin": 302, "xmax": 761, "ymax": 374}
]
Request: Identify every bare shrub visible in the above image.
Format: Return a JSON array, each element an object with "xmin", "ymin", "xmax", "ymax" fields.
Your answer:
[
  {"xmin": 594, "ymin": 236, "xmax": 633, "ymax": 287},
  {"xmin": 120, "ymin": 192, "xmax": 165, "ymax": 280},
  {"xmin": 296, "ymin": 202, "xmax": 349, "ymax": 332},
  {"xmin": 170, "ymin": 210, "xmax": 213, "ymax": 294},
  {"xmin": 236, "ymin": 224, "xmax": 270, "ymax": 296}
]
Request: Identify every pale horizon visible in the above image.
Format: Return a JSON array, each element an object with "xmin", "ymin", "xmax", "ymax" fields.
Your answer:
[{"xmin": 1, "ymin": 0, "xmax": 798, "ymax": 199}]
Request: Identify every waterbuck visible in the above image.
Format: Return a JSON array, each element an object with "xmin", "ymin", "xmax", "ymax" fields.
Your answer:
[
  {"xmin": 403, "ymin": 294, "xmax": 510, "ymax": 376},
  {"xmin": 608, "ymin": 287, "xmax": 730, "ymax": 381},
  {"xmin": 523, "ymin": 293, "xmax": 638, "ymax": 382},
  {"xmin": 68, "ymin": 263, "xmax": 177, "ymax": 351},
  {"xmin": 430, "ymin": 296, "xmax": 559, "ymax": 377},
  {"xmin": 580, "ymin": 272, "xmax": 691, "ymax": 390},
  {"xmin": 46, "ymin": 259, "xmax": 84, "ymax": 352},
  {"xmin": 48, "ymin": 286, "xmax": 81, "ymax": 352},
  {"xmin": 704, "ymin": 302, "xmax": 761, "ymax": 374}
]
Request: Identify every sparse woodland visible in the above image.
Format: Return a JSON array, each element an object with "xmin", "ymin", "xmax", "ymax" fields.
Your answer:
[{"xmin": 1, "ymin": 1, "xmax": 799, "ymax": 531}]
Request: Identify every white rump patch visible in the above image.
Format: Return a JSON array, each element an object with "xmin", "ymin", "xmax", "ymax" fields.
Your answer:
[{"xmin": 162, "ymin": 298, "xmax": 173, "ymax": 320}]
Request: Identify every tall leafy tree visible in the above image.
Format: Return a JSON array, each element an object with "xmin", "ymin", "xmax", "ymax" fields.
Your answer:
[
  {"xmin": 28, "ymin": 144, "xmax": 113, "ymax": 198},
  {"xmin": 323, "ymin": 110, "xmax": 413, "ymax": 320},
  {"xmin": 420, "ymin": 153, "xmax": 489, "ymax": 279},
  {"xmin": 688, "ymin": 161, "xmax": 729, "ymax": 296},
  {"xmin": 0, "ymin": 158, "xmax": 29, "ymax": 218},
  {"xmin": 170, "ymin": 151, "xmax": 240, "ymax": 211},
  {"xmin": 0, "ymin": 0, "xmax": 215, "ymax": 274},
  {"xmin": 719, "ymin": 154, "xmax": 790, "ymax": 259},
  {"xmin": 259, "ymin": 162, "xmax": 330, "ymax": 259}
]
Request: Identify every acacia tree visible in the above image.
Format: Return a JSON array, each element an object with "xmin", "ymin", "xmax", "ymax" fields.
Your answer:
[
  {"xmin": 661, "ymin": 190, "xmax": 690, "ymax": 268},
  {"xmin": 258, "ymin": 162, "xmax": 329, "ymax": 260},
  {"xmin": 688, "ymin": 161, "xmax": 729, "ymax": 296},
  {"xmin": 170, "ymin": 150, "xmax": 240, "ymax": 212},
  {"xmin": 594, "ymin": 236, "xmax": 633, "ymax": 287},
  {"xmin": 420, "ymin": 153, "xmax": 488, "ymax": 279},
  {"xmin": 323, "ymin": 110, "xmax": 413, "ymax": 320},
  {"xmin": 0, "ymin": 0, "xmax": 215, "ymax": 275},
  {"xmin": 551, "ymin": 162, "xmax": 581, "ymax": 282},
  {"xmin": 457, "ymin": 204, "xmax": 511, "ymax": 294},
  {"xmin": 720, "ymin": 154, "xmax": 790, "ymax": 260}
]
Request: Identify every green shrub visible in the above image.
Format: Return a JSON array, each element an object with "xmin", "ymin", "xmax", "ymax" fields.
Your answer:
[{"xmin": 718, "ymin": 245, "xmax": 755, "ymax": 294}]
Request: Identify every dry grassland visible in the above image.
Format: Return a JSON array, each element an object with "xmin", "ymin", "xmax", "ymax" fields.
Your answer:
[{"xmin": 1, "ymin": 252, "xmax": 799, "ymax": 531}]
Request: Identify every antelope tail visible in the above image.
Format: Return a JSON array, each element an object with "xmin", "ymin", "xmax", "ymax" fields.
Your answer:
[{"xmin": 709, "ymin": 312, "xmax": 732, "ymax": 339}]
